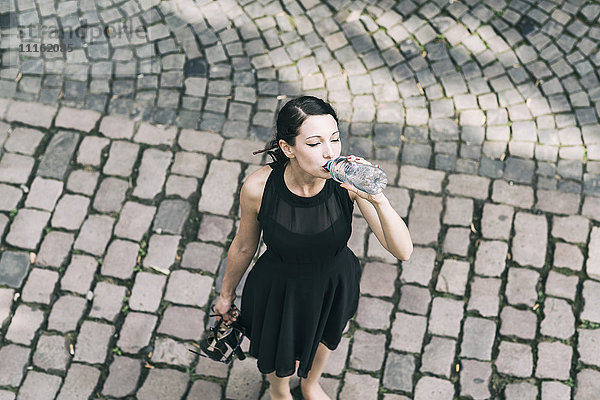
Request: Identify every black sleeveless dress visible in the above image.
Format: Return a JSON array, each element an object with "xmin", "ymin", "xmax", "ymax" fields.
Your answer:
[{"xmin": 240, "ymin": 159, "xmax": 362, "ymax": 378}]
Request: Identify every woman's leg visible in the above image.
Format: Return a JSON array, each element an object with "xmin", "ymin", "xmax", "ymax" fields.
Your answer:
[
  {"xmin": 266, "ymin": 372, "xmax": 293, "ymax": 400},
  {"xmin": 300, "ymin": 343, "xmax": 332, "ymax": 400}
]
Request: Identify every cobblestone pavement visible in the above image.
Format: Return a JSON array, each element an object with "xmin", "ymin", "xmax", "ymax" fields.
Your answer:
[{"xmin": 0, "ymin": 0, "xmax": 600, "ymax": 399}]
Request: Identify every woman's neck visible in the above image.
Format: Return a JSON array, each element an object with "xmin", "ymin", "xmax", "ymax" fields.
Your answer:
[{"xmin": 284, "ymin": 160, "xmax": 326, "ymax": 197}]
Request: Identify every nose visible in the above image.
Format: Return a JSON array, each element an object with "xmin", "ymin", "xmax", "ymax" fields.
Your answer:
[{"xmin": 323, "ymin": 142, "xmax": 334, "ymax": 158}]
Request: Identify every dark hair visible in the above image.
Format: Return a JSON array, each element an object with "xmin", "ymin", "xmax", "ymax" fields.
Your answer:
[{"xmin": 253, "ymin": 96, "xmax": 338, "ymax": 163}]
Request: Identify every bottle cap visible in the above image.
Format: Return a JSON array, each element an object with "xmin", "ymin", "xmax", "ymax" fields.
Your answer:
[{"xmin": 325, "ymin": 159, "xmax": 334, "ymax": 171}]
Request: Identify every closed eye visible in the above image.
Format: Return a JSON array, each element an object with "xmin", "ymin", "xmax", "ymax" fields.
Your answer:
[{"xmin": 307, "ymin": 139, "xmax": 340, "ymax": 147}]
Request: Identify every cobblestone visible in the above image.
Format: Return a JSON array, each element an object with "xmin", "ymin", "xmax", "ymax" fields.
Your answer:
[
  {"xmin": 414, "ymin": 376, "xmax": 454, "ymax": 400},
  {"xmin": 512, "ymin": 212, "xmax": 548, "ymax": 268},
  {"xmin": 390, "ymin": 312, "xmax": 427, "ymax": 353},
  {"xmin": 460, "ymin": 359, "xmax": 491, "ymax": 400},
  {"xmin": 429, "ymin": 297, "xmax": 464, "ymax": 338},
  {"xmin": 117, "ymin": 312, "xmax": 157, "ymax": 353},
  {"xmin": 420, "ymin": 336, "xmax": 455, "ymax": 377},
  {"xmin": 536, "ymin": 341, "xmax": 572, "ymax": 379},
  {"xmin": 349, "ymin": 330, "xmax": 386, "ymax": 372},
  {"xmin": 73, "ymin": 321, "xmax": 114, "ymax": 364},
  {"xmin": 0, "ymin": 251, "xmax": 30, "ymax": 288},
  {"xmin": 101, "ymin": 356, "xmax": 141, "ymax": 397},
  {"xmin": 496, "ymin": 341, "xmax": 533, "ymax": 378},
  {"xmin": 0, "ymin": 345, "xmax": 30, "ymax": 387},
  {"xmin": 56, "ymin": 363, "xmax": 101, "ymax": 400},
  {"xmin": 383, "ymin": 352, "xmax": 414, "ymax": 392},
  {"xmin": 6, "ymin": 304, "xmax": 45, "ymax": 345},
  {"xmin": 33, "ymin": 334, "xmax": 69, "ymax": 372},
  {"xmin": 1, "ymin": 2, "xmax": 599, "ymax": 397},
  {"xmin": 36, "ymin": 231, "xmax": 73, "ymax": 268},
  {"xmin": 356, "ymin": 296, "xmax": 393, "ymax": 330},
  {"xmin": 18, "ymin": 371, "xmax": 62, "ymax": 400},
  {"xmin": 47, "ymin": 295, "xmax": 87, "ymax": 333},
  {"xmin": 541, "ymin": 297, "xmax": 575, "ymax": 339},
  {"xmin": 51, "ymin": 195, "xmax": 90, "ymax": 231},
  {"xmin": 22, "ymin": 268, "xmax": 58, "ymax": 304}
]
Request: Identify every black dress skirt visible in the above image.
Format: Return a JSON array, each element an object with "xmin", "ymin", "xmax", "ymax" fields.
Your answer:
[{"xmin": 240, "ymin": 159, "xmax": 362, "ymax": 378}]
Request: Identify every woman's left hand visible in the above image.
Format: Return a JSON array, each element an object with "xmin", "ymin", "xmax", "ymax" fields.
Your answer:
[{"xmin": 339, "ymin": 155, "xmax": 386, "ymax": 204}]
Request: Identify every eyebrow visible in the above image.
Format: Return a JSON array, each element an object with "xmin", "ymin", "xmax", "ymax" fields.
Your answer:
[{"xmin": 305, "ymin": 131, "xmax": 340, "ymax": 140}]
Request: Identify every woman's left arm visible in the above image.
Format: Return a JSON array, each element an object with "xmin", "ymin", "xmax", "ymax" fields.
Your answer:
[{"xmin": 347, "ymin": 187, "xmax": 413, "ymax": 261}]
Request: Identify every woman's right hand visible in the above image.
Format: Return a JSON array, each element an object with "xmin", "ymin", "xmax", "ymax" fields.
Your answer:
[{"xmin": 213, "ymin": 293, "xmax": 238, "ymax": 324}]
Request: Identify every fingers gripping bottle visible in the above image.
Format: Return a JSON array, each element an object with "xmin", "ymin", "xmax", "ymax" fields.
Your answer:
[{"xmin": 325, "ymin": 156, "xmax": 388, "ymax": 194}]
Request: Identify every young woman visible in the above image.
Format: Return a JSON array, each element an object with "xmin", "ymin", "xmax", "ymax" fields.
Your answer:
[{"xmin": 214, "ymin": 96, "xmax": 412, "ymax": 400}]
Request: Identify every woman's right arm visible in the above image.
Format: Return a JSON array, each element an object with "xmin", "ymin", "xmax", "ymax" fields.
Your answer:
[{"xmin": 213, "ymin": 174, "xmax": 263, "ymax": 322}]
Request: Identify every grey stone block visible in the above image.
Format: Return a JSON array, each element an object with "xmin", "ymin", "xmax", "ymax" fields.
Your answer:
[
  {"xmin": 33, "ymin": 334, "xmax": 69, "ymax": 372},
  {"xmin": 339, "ymin": 372, "xmax": 379, "ymax": 400},
  {"xmin": 136, "ymin": 369, "xmax": 189, "ymax": 400},
  {"xmin": 460, "ymin": 359, "xmax": 491, "ymax": 400},
  {"xmin": 468, "ymin": 277, "xmax": 501, "ymax": 317},
  {"xmin": 398, "ymin": 247, "xmax": 435, "ymax": 286},
  {"xmin": 73, "ymin": 321, "xmax": 114, "ymax": 364},
  {"xmin": 151, "ymin": 337, "xmax": 195, "ymax": 367},
  {"xmin": 420, "ymin": 336, "xmax": 456, "ymax": 377},
  {"xmin": 18, "ymin": 371, "xmax": 62, "ymax": 400},
  {"xmin": 0, "ymin": 184, "xmax": 23, "ymax": 211},
  {"xmin": 74, "ymin": 215, "xmax": 114, "ymax": 256},
  {"xmin": 481, "ymin": 203, "xmax": 514, "ymax": 240},
  {"xmin": 47, "ymin": 295, "xmax": 87, "ymax": 332},
  {"xmin": 57, "ymin": 363, "xmax": 100, "ymax": 400},
  {"xmin": 164, "ymin": 270, "xmax": 213, "ymax": 308},
  {"xmin": 89, "ymin": 282, "xmax": 127, "ymax": 322},
  {"xmin": 414, "ymin": 377, "xmax": 454, "ymax": 400},
  {"xmin": 428, "ymin": 297, "xmax": 464, "ymax": 338},
  {"xmin": 349, "ymin": 330, "xmax": 386, "ymax": 372},
  {"xmin": 536, "ymin": 341, "xmax": 572, "ymax": 379},
  {"xmin": 6, "ymin": 208, "xmax": 50, "ymax": 250},
  {"xmin": 133, "ymin": 149, "xmax": 172, "ymax": 200},
  {"xmin": 6, "ymin": 304, "xmax": 45, "ymax": 345},
  {"xmin": 512, "ymin": 212, "xmax": 547, "ymax": 268},
  {"xmin": 360, "ymin": 262, "xmax": 397, "ymax": 297},
  {"xmin": 436, "ymin": 259, "xmax": 469, "ymax": 295},
  {"xmin": 153, "ymin": 200, "xmax": 191, "ymax": 235},
  {"xmin": 101, "ymin": 357, "xmax": 141, "ymax": 397},
  {"xmin": 390, "ymin": 312, "xmax": 427, "ymax": 353},
  {"xmin": 541, "ymin": 382, "xmax": 571, "ymax": 400},
  {"xmin": 0, "ymin": 251, "xmax": 31, "ymax": 288},
  {"xmin": 541, "ymin": 297, "xmax": 575, "ymax": 340},
  {"xmin": 114, "ymin": 202, "xmax": 156, "ymax": 241},
  {"xmin": 408, "ymin": 194, "xmax": 442, "ymax": 245},
  {"xmin": 398, "ymin": 285, "xmax": 431, "ymax": 315},
  {"xmin": 0, "ymin": 345, "xmax": 30, "ymax": 387},
  {"xmin": 37, "ymin": 131, "xmax": 79, "ymax": 180},
  {"xmin": 93, "ymin": 178, "xmax": 129, "ymax": 213},
  {"xmin": 24, "ymin": 177, "xmax": 63, "ymax": 211},
  {"xmin": 60, "ymin": 255, "xmax": 97, "ymax": 295},
  {"xmin": 496, "ymin": 341, "xmax": 533, "ymax": 378},
  {"xmin": 157, "ymin": 306, "xmax": 205, "ymax": 341},
  {"xmin": 383, "ymin": 352, "xmax": 415, "ymax": 392},
  {"xmin": 460, "ymin": 317, "xmax": 496, "ymax": 361},
  {"xmin": 51, "ymin": 194, "xmax": 90, "ymax": 231},
  {"xmin": 21, "ymin": 268, "xmax": 59, "ymax": 304},
  {"xmin": 117, "ymin": 312, "xmax": 158, "ymax": 353},
  {"xmin": 505, "ymin": 382, "xmax": 537, "ymax": 400},
  {"xmin": 356, "ymin": 296, "xmax": 394, "ymax": 330}
]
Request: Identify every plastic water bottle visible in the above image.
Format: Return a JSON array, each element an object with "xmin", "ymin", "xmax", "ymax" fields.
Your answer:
[{"xmin": 325, "ymin": 156, "xmax": 388, "ymax": 194}]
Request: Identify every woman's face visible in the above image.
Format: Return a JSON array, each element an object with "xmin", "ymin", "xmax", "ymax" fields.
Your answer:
[{"xmin": 281, "ymin": 114, "xmax": 342, "ymax": 178}]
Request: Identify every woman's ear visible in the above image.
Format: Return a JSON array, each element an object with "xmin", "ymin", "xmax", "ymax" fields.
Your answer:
[{"xmin": 278, "ymin": 139, "xmax": 295, "ymax": 158}]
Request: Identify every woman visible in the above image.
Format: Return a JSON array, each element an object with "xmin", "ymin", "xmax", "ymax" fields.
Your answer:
[{"xmin": 214, "ymin": 96, "xmax": 412, "ymax": 400}]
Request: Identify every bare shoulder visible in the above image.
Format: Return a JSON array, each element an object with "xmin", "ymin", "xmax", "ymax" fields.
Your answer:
[{"xmin": 241, "ymin": 165, "xmax": 272, "ymax": 213}]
